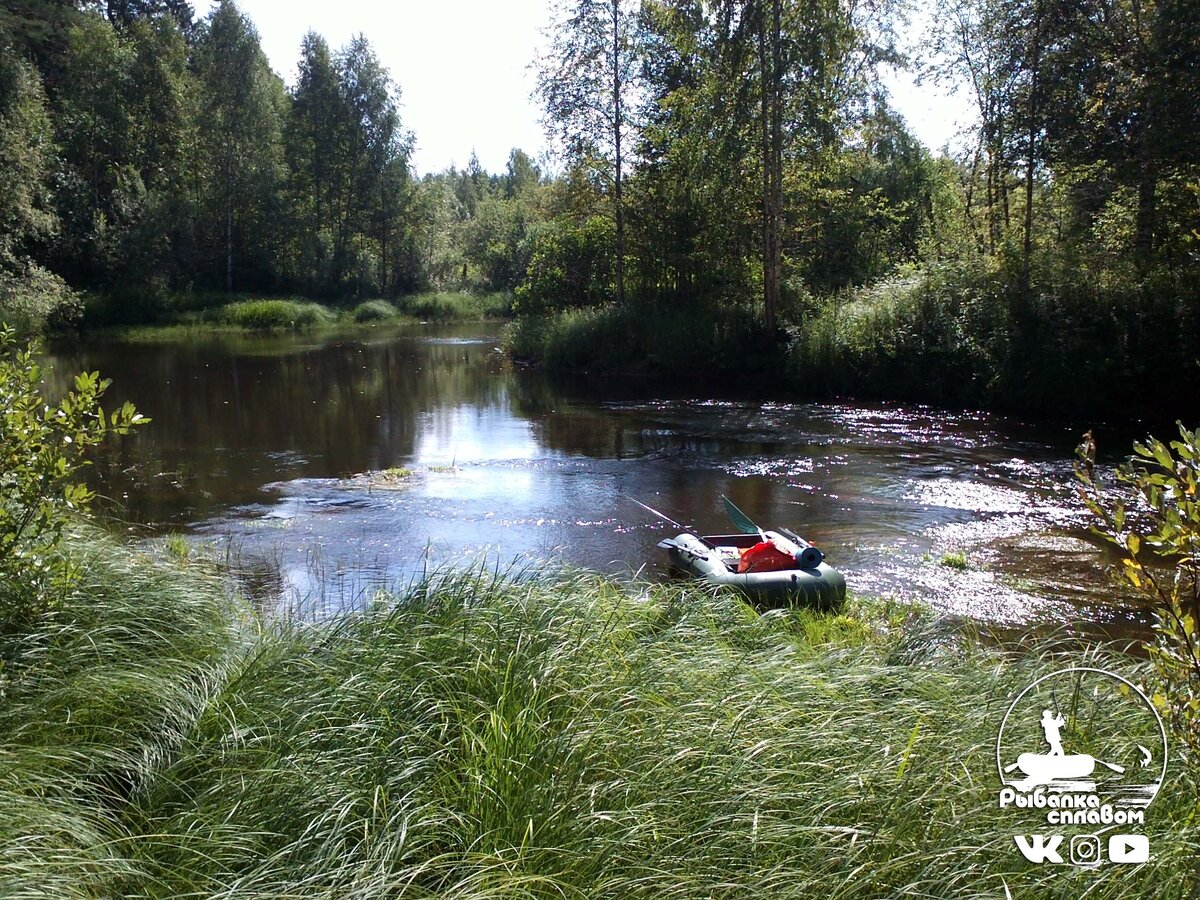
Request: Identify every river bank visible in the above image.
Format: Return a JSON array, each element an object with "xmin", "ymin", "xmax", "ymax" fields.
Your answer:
[
  {"xmin": 2, "ymin": 528, "xmax": 1195, "ymax": 897},
  {"xmin": 506, "ymin": 259, "xmax": 1200, "ymax": 422},
  {"xmin": 63, "ymin": 290, "xmax": 514, "ymax": 338}
]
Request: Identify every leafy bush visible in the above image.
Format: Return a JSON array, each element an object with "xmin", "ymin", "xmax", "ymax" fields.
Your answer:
[
  {"xmin": 351, "ymin": 299, "xmax": 399, "ymax": 322},
  {"xmin": 217, "ymin": 299, "xmax": 336, "ymax": 329},
  {"xmin": 1077, "ymin": 425, "xmax": 1200, "ymax": 757},
  {"xmin": 514, "ymin": 216, "xmax": 615, "ymax": 314},
  {"xmin": 0, "ymin": 327, "xmax": 147, "ymax": 632},
  {"xmin": 0, "ymin": 266, "xmax": 82, "ymax": 334}
]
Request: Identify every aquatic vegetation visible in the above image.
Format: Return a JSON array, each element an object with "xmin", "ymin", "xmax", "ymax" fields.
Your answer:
[
  {"xmin": 217, "ymin": 299, "xmax": 337, "ymax": 330},
  {"xmin": 352, "ymin": 299, "xmax": 400, "ymax": 322},
  {"xmin": 399, "ymin": 291, "xmax": 512, "ymax": 320},
  {"xmin": 343, "ymin": 466, "xmax": 418, "ymax": 492},
  {"xmin": 939, "ymin": 551, "xmax": 970, "ymax": 570}
]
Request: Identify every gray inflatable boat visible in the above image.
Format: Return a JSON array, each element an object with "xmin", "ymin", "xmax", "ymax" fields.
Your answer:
[{"xmin": 658, "ymin": 529, "xmax": 846, "ymax": 608}]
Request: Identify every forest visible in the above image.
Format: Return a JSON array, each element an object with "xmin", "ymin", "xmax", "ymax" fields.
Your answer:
[{"xmin": 1, "ymin": 0, "xmax": 1199, "ymax": 413}]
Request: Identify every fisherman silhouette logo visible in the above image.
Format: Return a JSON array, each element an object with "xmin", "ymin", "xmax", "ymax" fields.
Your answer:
[{"xmin": 996, "ymin": 667, "xmax": 1167, "ymax": 866}]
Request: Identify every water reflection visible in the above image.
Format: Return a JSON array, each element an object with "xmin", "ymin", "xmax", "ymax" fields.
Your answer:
[{"xmin": 42, "ymin": 325, "xmax": 1139, "ymax": 628}]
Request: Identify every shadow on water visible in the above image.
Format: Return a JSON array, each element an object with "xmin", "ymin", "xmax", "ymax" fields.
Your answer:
[{"xmin": 42, "ymin": 323, "xmax": 1146, "ymax": 634}]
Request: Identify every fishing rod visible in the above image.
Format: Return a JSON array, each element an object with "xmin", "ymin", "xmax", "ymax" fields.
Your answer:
[
  {"xmin": 620, "ymin": 492, "xmax": 719, "ymax": 554},
  {"xmin": 621, "ymin": 493, "xmax": 688, "ymax": 531}
]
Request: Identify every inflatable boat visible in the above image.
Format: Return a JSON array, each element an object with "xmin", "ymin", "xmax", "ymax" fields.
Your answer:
[{"xmin": 658, "ymin": 529, "xmax": 846, "ymax": 608}]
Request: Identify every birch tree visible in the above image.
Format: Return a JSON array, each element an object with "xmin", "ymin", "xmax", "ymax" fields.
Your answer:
[{"xmin": 536, "ymin": 0, "xmax": 641, "ymax": 305}]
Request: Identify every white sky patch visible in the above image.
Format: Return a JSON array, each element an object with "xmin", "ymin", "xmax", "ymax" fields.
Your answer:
[{"xmin": 193, "ymin": 0, "xmax": 975, "ymax": 173}]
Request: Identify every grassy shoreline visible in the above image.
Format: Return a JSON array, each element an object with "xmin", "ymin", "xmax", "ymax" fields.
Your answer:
[
  {"xmin": 504, "ymin": 259, "xmax": 1200, "ymax": 420},
  {"xmin": 69, "ymin": 290, "xmax": 514, "ymax": 337},
  {"xmin": 2, "ymin": 530, "xmax": 1196, "ymax": 897}
]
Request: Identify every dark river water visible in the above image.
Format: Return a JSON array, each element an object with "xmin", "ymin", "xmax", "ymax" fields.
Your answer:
[{"xmin": 43, "ymin": 323, "xmax": 1144, "ymax": 631}]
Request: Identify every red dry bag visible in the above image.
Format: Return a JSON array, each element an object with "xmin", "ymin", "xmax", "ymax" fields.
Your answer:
[{"xmin": 737, "ymin": 540, "xmax": 796, "ymax": 574}]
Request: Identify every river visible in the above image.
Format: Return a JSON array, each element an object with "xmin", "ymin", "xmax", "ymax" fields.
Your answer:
[{"xmin": 42, "ymin": 322, "xmax": 1143, "ymax": 632}]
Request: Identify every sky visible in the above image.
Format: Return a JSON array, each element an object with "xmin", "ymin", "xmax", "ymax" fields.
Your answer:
[{"xmin": 192, "ymin": 0, "xmax": 976, "ymax": 176}]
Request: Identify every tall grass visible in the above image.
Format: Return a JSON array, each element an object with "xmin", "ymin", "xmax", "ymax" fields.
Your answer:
[
  {"xmin": 0, "ymin": 528, "xmax": 245, "ymax": 895},
  {"xmin": 505, "ymin": 303, "xmax": 775, "ymax": 378},
  {"xmin": 1, "ymin": 532, "xmax": 1196, "ymax": 897},
  {"xmin": 217, "ymin": 299, "xmax": 338, "ymax": 330},
  {"xmin": 353, "ymin": 299, "xmax": 401, "ymax": 322},
  {"xmin": 789, "ymin": 256, "xmax": 1200, "ymax": 417},
  {"xmin": 398, "ymin": 291, "xmax": 513, "ymax": 321}
]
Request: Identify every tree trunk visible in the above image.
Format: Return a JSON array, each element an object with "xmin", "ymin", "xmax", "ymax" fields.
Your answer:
[
  {"xmin": 1135, "ymin": 102, "xmax": 1156, "ymax": 260},
  {"xmin": 768, "ymin": 0, "xmax": 781, "ymax": 339},
  {"xmin": 758, "ymin": 0, "xmax": 780, "ymax": 340},
  {"xmin": 612, "ymin": 0, "xmax": 626, "ymax": 305},
  {"xmin": 225, "ymin": 152, "xmax": 234, "ymax": 293},
  {"xmin": 1023, "ymin": 0, "xmax": 1042, "ymax": 286},
  {"xmin": 985, "ymin": 124, "xmax": 996, "ymax": 255}
]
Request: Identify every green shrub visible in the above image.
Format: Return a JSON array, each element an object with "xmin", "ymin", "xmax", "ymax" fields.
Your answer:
[
  {"xmin": 217, "ymin": 299, "xmax": 336, "ymax": 330},
  {"xmin": 0, "ymin": 266, "xmax": 81, "ymax": 334},
  {"xmin": 787, "ymin": 254, "xmax": 1200, "ymax": 416},
  {"xmin": 0, "ymin": 327, "xmax": 147, "ymax": 632},
  {"xmin": 1077, "ymin": 425, "xmax": 1200, "ymax": 757},
  {"xmin": 514, "ymin": 216, "xmax": 615, "ymax": 314},
  {"xmin": 502, "ymin": 313, "xmax": 548, "ymax": 362},
  {"xmin": 352, "ymin": 299, "xmax": 399, "ymax": 322}
]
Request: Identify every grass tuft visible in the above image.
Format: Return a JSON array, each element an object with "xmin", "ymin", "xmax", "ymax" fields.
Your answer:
[
  {"xmin": 939, "ymin": 551, "xmax": 970, "ymax": 570},
  {"xmin": 352, "ymin": 299, "xmax": 400, "ymax": 322},
  {"xmin": 217, "ymin": 299, "xmax": 337, "ymax": 330},
  {"xmin": 399, "ymin": 291, "xmax": 512, "ymax": 320}
]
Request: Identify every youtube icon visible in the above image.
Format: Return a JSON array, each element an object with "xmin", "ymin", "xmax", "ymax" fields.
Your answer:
[{"xmin": 1108, "ymin": 834, "xmax": 1150, "ymax": 864}]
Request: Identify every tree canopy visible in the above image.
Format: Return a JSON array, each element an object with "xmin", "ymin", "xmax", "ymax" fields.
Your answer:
[{"xmin": 0, "ymin": 0, "xmax": 1194, "ymax": 338}]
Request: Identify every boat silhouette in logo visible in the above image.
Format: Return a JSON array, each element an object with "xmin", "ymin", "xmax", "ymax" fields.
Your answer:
[{"xmin": 1004, "ymin": 708, "xmax": 1124, "ymax": 791}]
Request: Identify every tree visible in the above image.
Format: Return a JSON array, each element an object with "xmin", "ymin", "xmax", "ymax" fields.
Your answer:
[
  {"xmin": 503, "ymin": 148, "xmax": 541, "ymax": 198},
  {"xmin": 103, "ymin": 0, "xmax": 193, "ymax": 32},
  {"xmin": 192, "ymin": 0, "xmax": 285, "ymax": 292},
  {"xmin": 333, "ymin": 35, "xmax": 410, "ymax": 296},
  {"xmin": 0, "ymin": 32, "xmax": 74, "ymax": 331},
  {"xmin": 0, "ymin": 0, "xmax": 88, "ymax": 82},
  {"xmin": 536, "ymin": 0, "xmax": 641, "ymax": 305},
  {"xmin": 1040, "ymin": 0, "xmax": 1200, "ymax": 261},
  {"xmin": 925, "ymin": 0, "xmax": 1020, "ymax": 255},
  {"xmin": 287, "ymin": 31, "xmax": 341, "ymax": 292},
  {"xmin": 757, "ymin": 0, "xmax": 783, "ymax": 337},
  {"xmin": 632, "ymin": 0, "xmax": 761, "ymax": 306},
  {"xmin": 286, "ymin": 32, "xmax": 410, "ymax": 296}
]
